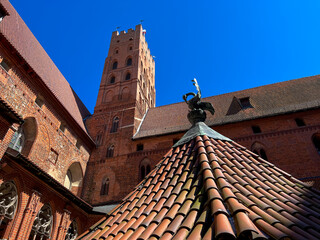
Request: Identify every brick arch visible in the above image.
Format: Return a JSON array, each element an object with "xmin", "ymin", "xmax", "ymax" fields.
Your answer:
[
  {"xmin": 64, "ymin": 162, "xmax": 83, "ymax": 195},
  {"xmin": 120, "ymin": 87, "xmax": 130, "ymax": 100},
  {"xmin": 104, "ymin": 90, "xmax": 114, "ymax": 103},
  {"xmin": 31, "ymin": 123, "xmax": 50, "ymax": 162}
]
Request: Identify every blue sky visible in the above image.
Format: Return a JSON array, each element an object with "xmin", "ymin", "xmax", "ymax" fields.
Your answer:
[{"xmin": 10, "ymin": 0, "xmax": 320, "ymax": 113}]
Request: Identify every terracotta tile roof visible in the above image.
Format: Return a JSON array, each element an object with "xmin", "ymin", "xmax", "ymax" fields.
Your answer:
[
  {"xmin": 134, "ymin": 75, "xmax": 320, "ymax": 139},
  {"xmin": 78, "ymin": 123, "xmax": 320, "ymax": 240},
  {"xmin": 0, "ymin": 0, "xmax": 90, "ymax": 133}
]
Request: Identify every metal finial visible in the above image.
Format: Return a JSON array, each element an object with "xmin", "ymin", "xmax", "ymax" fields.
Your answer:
[
  {"xmin": 116, "ymin": 26, "xmax": 121, "ymax": 31},
  {"xmin": 183, "ymin": 78, "xmax": 215, "ymax": 125}
]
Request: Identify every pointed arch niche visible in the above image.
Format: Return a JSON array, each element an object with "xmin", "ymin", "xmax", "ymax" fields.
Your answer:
[{"xmin": 251, "ymin": 141, "xmax": 268, "ymax": 160}]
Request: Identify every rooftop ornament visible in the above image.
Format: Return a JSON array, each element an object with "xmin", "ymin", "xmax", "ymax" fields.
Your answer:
[
  {"xmin": 183, "ymin": 78, "xmax": 215, "ymax": 125},
  {"xmin": 173, "ymin": 79, "xmax": 231, "ymax": 147}
]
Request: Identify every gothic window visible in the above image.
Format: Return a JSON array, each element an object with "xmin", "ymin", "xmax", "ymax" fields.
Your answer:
[
  {"xmin": 96, "ymin": 131, "xmax": 103, "ymax": 146},
  {"xmin": 312, "ymin": 133, "xmax": 320, "ymax": 154},
  {"xmin": 125, "ymin": 73, "xmax": 131, "ymax": 80},
  {"xmin": 106, "ymin": 145, "xmax": 114, "ymax": 158},
  {"xmin": 110, "ymin": 117, "xmax": 119, "ymax": 133},
  {"xmin": 110, "ymin": 76, "xmax": 115, "ymax": 84},
  {"xmin": 8, "ymin": 128, "xmax": 24, "ymax": 152},
  {"xmin": 140, "ymin": 158, "xmax": 151, "ymax": 181},
  {"xmin": 100, "ymin": 178, "xmax": 110, "ymax": 195},
  {"xmin": 0, "ymin": 181, "xmax": 18, "ymax": 237},
  {"xmin": 28, "ymin": 204, "xmax": 53, "ymax": 240},
  {"xmin": 65, "ymin": 220, "xmax": 78, "ymax": 240},
  {"xmin": 112, "ymin": 61, "xmax": 118, "ymax": 70},
  {"xmin": 126, "ymin": 58, "xmax": 132, "ymax": 66}
]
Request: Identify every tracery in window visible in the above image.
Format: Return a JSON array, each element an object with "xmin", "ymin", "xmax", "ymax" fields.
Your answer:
[
  {"xmin": 65, "ymin": 220, "xmax": 78, "ymax": 240},
  {"xmin": 28, "ymin": 204, "xmax": 53, "ymax": 240},
  {"xmin": 0, "ymin": 181, "xmax": 18, "ymax": 237}
]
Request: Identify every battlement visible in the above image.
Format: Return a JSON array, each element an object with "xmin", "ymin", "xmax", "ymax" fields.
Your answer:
[{"xmin": 111, "ymin": 24, "xmax": 144, "ymax": 44}]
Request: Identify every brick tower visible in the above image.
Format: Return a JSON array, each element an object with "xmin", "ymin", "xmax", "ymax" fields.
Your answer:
[{"xmin": 83, "ymin": 25, "xmax": 155, "ymax": 204}]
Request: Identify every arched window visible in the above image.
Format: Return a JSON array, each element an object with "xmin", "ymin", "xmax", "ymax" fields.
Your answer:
[
  {"xmin": 64, "ymin": 162, "xmax": 83, "ymax": 192},
  {"xmin": 312, "ymin": 133, "xmax": 320, "ymax": 154},
  {"xmin": 65, "ymin": 220, "xmax": 78, "ymax": 240},
  {"xmin": 29, "ymin": 204, "xmax": 53, "ymax": 240},
  {"xmin": 100, "ymin": 178, "xmax": 110, "ymax": 195},
  {"xmin": 112, "ymin": 61, "xmax": 118, "ymax": 70},
  {"xmin": 110, "ymin": 117, "xmax": 119, "ymax": 133},
  {"xmin": 110, "ymin": 76, "xmax": 115, "ymax": 84},
  {"xmin": 140, "ymin": 158, "xmax": 151, "ymax": 181},
  {"xmin": 106, "ymin": 145, "xmax": 114, "ymax": 158},
  {"xmin": 125, "ymin": 73, "xmax": 131, "ymax": 80},
  {"xmin": 126, "ymin": 58, "xmax": 132, "ymax": 66},
  {"xmin": 0, "ymin": 182, "xmax": 18, "ymax": 238},
  {"xmin": 8, "ymin": 128, "xmax": 24, "ymax": 152}
]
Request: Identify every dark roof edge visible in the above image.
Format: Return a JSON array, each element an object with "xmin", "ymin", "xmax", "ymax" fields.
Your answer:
[
  {"xmin": 0, "ymin": 97, "xmax": 24, "ymax": 124},
  {"xmin": 3, "ymin": 152, "xmax": 103, "ymax": 215},
  {"xmin": 133, "ymin": 106, "xmax": 320, "ymax": 140}
]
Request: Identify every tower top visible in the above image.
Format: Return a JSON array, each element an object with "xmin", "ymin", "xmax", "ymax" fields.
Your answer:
[{"xmin": 111, "ymin": 24, "xmax": 144, "ymax": 40}]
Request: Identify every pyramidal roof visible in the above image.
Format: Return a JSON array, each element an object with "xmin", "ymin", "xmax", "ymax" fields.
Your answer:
[{"xmin": 78, "ymin": 82, "xmax": 320, "ymax": 240}]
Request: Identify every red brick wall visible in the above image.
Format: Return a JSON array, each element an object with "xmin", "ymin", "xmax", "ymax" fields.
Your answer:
[
  {"xmin": 0, "ymin": 45, "xmax": 90, "ymax": 195},
  {"xmin": 0, "ymin": 157, "xmax": 102, "ymax": 240}
]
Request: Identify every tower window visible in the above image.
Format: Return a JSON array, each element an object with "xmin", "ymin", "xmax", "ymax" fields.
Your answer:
[
  {"xmin": 137, "ymin": 144, "xmax": 144, "ymax": 151},
  {"xmin": 106, "ymin": 145, "xmax": 114, "ymax": 158},
  {"xmin": 129, "ymin": 46, "xmax": 133, "ymax": 50},
  {"xmin": 129, "ymin": 37, "xmax": 133, "ymax": 41},
  {"xmin": 295, "ymin": 118, "xmax": 306, "ymax": 127},
  {"xmin": 312, "ymin": 134, "xmax": 320, "ymax": 154},
  {"xmin": 110, "ymin": 117, "xmax": 119, "ymax": 133},
  {"xmin": 112, "ymin": 61, "xmax": 118, "ymax": 70},
  {"xmin": 127, "ymin": 58, "xmax": 132, "ymax": 66},
  {"xmin": 252, "ymin": 126, "xmax": 261, "ymax": 134},
  {"xmin": 125, "ymin": 73, "xmax": 131, "ymax": 80},
  {"xmin": 110, "ymin": 76, "xmax": 115, "ymax": 84},
  {"xmin": 115, "ymin": 50, "xmax": 119, "ymax": 54},
  {"xmin": 100, "ymin": 178, "xmax": 110, "ymax": 195}
]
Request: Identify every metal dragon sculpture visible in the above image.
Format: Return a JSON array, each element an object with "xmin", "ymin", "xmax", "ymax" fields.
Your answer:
[{"xmin": 183, "ymin": 78, "xmax": 215, "ymax": 125}]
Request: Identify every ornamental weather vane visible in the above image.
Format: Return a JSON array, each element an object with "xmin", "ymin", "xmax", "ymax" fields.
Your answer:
[{"xmin": 183, "ymin": 78, "xmax": 215, "ymax": 125}]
